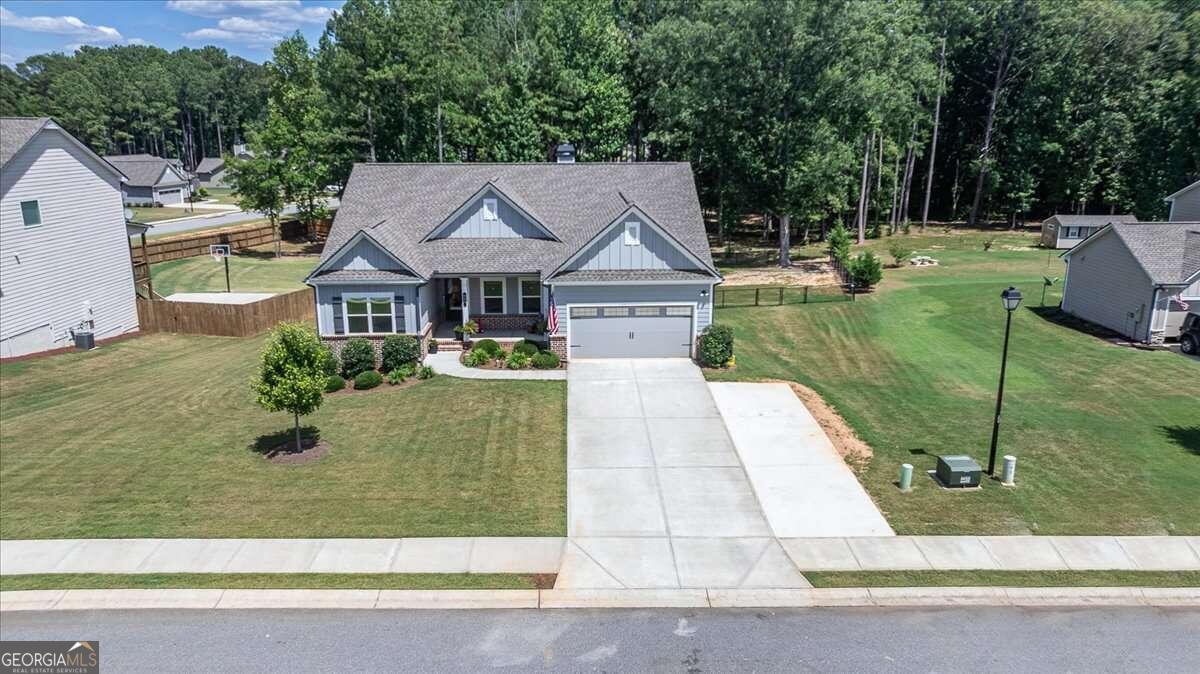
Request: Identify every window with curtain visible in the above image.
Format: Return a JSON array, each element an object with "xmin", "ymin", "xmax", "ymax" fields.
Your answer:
[{"xmin": 344, "ymin": 296, "xmax": 393, "ymax": 334}]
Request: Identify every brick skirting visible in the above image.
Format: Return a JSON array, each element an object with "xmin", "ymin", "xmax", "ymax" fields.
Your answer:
[
  {"xmin": 321, "ymin": 327, "xmax": 431, "ymax": 369},
  {"xmin": 548, "ymin": 335, "xmax": 568, "ymax": 361},
  {"xmin": 477, "ymin": 314, "xmax": 541, "ymax": 333}
]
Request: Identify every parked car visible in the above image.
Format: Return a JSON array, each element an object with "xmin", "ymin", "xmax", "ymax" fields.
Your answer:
[{"xmin": 1179, "ymin": 312, "xmax": 1199, "ymax": 355}]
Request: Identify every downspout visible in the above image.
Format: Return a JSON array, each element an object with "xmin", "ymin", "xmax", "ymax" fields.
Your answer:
[{"xmin": 1147, "ymin": 286, "xmax": 1161, "ymax": 344}]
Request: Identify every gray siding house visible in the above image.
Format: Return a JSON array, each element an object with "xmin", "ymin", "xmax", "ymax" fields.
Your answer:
[
  {"xmin": 1040, "ymin": 214, "xmax": 1138, "ymax": 249},
  {"xmin": 1060, "ymin": 222, "xmax": 1200, "ymax": 343},
  {"xmin": 194, "ymin": 157, "xmax": 226, "ymax": 188},
  {"xmin": 103, "ymin": 154, "xmax": 191, "ymax": 205},
  {"xmin": 1, "ymin": 118, "xmax": 141, "ymax": 357},
  {"xmin": 307, "ymin": 153, "xmax": 721, "ymax": 360},
  {"xmin": 1165, "ymin": 180, "xmax": 1200, "ymax": 222}
]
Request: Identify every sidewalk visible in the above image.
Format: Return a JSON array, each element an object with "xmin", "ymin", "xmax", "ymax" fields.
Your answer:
[
  {"xmin": 3, "ymin": 586, "xmax": 1197, "ymax": 612},
  {"xmin": 3, "ymin": 536, "xmax": 1196, "ymax": 578}
]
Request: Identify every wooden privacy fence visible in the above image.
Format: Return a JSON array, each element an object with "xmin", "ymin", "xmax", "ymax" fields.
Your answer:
[
  {"xmin": 137, "ymin": 288, "xmax": 315, "ymax": 337},
  {"xmin": 717, "ymin": 284, "xmax": 851, "ymax": 308},
  {"xmin": 132, "ymin": 217, "xmax": 331, "ymax": 265}
]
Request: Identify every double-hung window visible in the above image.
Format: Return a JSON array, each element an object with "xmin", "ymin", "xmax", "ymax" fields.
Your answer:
[
  {"xmin": 520, "ymin": 278, "xmax": 541, "ymax": 314},
  {"xmin": 482, "ymin": 279, "xmax": 505, "ymax": 314},
  {"xmin": 344, "ymin": 295, "xmax": 393, "ymax": 334},
  {"xmin": 20, "ymin": 200, "xmax": 41, "ymax": 227}
]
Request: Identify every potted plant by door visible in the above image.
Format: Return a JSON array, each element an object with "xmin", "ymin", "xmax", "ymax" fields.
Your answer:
[{"xmin": 453, "ymin": 320, "xmax": 479, "ymax": 347}]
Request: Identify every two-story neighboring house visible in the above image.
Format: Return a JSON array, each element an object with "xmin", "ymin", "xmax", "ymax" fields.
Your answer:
[
  {"xmin": 1165, "ymin": 180, "xmax": 1200, "ymax": 222},
  {"xmin": 1, "ymin": 117, "xmax": 142, "ymax": 358},
  {"xmin": 306, "ymin": 147, "xmax": 722, "ymax": 361}
]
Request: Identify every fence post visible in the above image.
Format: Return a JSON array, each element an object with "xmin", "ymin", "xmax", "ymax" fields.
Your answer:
[
  {"xmin": 804, "ymin": 286, "xmax": 809, "ymax": 304},
  {"xmin": 755, "ymin": 288, "xmax": 760, "ymax": 306},
  {"xmin": 778, "ymin": 287, "xmax": 784, "ymax": 305}
]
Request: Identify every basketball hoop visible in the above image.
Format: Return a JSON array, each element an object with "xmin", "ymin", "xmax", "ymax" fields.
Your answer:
[{"xmin": 209, "ymin": 244, "xmax": 231, "ymax": 262}]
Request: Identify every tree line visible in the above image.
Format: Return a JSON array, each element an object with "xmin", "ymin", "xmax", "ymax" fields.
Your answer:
[{"xmin": 4, "ymin": 0, "xmax": 1197, "ymax": 247}]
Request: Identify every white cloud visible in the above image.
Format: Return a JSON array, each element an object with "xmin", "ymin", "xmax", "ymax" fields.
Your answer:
[
  {"xmin": 126, "ymin": 38, "xmax": 150, "ymax": 46},
  {"xmin": 1, "ymin": 52, "xmax": 16, "ymax": 67},
  {"xmin": 166, "ymin": 1, "xmax": 334, "ymax": 25},
  {"xmin": 0, "ymin": 6, "xmax": 123, "ymax": 43},
  {"xmin": 217, "ymin": 16, "xmax": 279, "ymax": 34},
  {"xmin": 182, "ymin": 27, "xmax": 282, "ymax": 48}
]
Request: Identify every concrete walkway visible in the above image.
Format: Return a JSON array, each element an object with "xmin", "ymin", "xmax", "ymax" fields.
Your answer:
[
  {"xmin": 710, "ymin": 382, "xmax": 893, "ymax": 537},
  {"xmin": 425, "ymin": 351, "xmax": 566, "ymax": 380}
]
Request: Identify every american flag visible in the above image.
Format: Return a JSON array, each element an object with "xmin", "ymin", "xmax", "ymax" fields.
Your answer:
[{"xmin": 547, "ymin": 290, "xmax": 559, "ymax": 335}]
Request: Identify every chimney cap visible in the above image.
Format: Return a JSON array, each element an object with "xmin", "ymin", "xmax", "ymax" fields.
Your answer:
[{"xmin": 555, "ymin": 143, "xmax": 576, "ymax": 163}]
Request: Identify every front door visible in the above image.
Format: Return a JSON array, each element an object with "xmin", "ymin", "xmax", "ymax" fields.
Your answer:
[{"xmin": 444, "ymin": 278, "xmax": 463, "ymax": 323}]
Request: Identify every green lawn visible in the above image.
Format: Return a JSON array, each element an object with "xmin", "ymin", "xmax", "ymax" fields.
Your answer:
[
  {"xmin": 201, "ymin": 187, "xmax": 241, "ymax": 205},
  {"xmin": 130, "ymin": 206, "xmax": 222, "ymax": 222},
  {"xmin": 0, "ymin": 573, "xmax": 540, "ymax": 591},
  {"xmin": 150, "ymin": 253, "xmax": 315, "ymax": 295},
  {"xmin": 708, "ymin": 228, "xmax": 1200, "ymax": 535},
  {"xmin": 0, "ymin": 334, "xmax": 567, "ymax": 539}
]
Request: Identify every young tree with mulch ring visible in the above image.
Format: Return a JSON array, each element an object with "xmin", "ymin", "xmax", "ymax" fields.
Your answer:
[{"xmin": 254, "ymin": 322, "xmax": 327, "ymax": 452}]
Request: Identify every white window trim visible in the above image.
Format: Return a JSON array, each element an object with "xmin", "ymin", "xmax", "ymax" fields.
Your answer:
[
  {"xmin": 483, "ymin": 198, "xmax": 498, "ymax": 221},
  {"xmin": 519, "ymin": 277, "xmax": 541, "ymax": 314},
  {"xmin": 342, "ymin": 292, "xmax": 394, "ymax": 335},
  {"xmin": 481, "ymin": 278, "xmax": 507, "ymax": 314},
  {"xmin": 20, "ymin": 199, "xmax": 42, "ymax": 228},
  {"xmin": 624, "ymin": 221, "xmax": 640, "ymax": 246}
]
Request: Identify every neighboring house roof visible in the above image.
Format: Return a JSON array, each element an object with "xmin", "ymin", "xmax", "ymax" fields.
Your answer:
[
  {"xmin": 1044, "ymin": 214, "xmax": 1139, "ymax": 227},
  {"xmin": 2, "ymin": 117, "xmax": 127, "ymax": 182},
  {"xmin": 1064, "ymin": 222, "xmax": 1200, "ymax": 285},
  {"xmin": 195, "ymin": 157, "xmax": 224, "ymax": 174},
  {"xmin": 318, "ymin": 162, "xmax": 717, "ymax": 281},
  {"xmin": 1164, "ymin": 179, "xmax": 1200, "ymax": 203},
  {"xmin": 103, "ymin": 154, "xmax": 188, "ymax": 187}
]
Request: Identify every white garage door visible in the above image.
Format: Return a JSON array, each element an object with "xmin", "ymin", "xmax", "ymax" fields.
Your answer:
[
  {"xmin": 569, "ymin": 305, "xmax": 693, "ymax": 358},
  {"xmin": 157, "ymin": 188, "xmax": 183, "ymax": 205}
]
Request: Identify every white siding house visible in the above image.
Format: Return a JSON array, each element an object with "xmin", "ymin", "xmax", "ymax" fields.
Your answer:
[
  {"xmin": 1166, "ymin": 180, "xmax": 1200, "ymax": 222},
  {"xmin": 0, "ymin": 118, "xmax": 140, "ymax": 357}
]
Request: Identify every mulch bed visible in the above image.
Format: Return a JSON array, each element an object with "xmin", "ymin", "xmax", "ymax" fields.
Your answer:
[
  {"xmin": 263, "ymin": 437, "xmax": 332, "ymax": 465},
  {"xmin": 458, "ymin": 352, "xmax": 566, "ymax": 370},
  {"xmin": 528, "ymin": 573, "xmax": 558, "ymax": 590},
  {"xmin": 325, "ymin": 376, "xmax": 426, "ymax": 395}
]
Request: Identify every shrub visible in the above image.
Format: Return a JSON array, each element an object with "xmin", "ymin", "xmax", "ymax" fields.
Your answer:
[
  {"xmin": 353, "ymin": 370, "xmax": 383, "ymax": 390},
  {"xmin": 886, "ymin": 240, "xmax": 913, "ymax": 267},
  {"xmin": 848, "ymin": 251, "xmax": 884, "ymax": 289},
  {"xmin": 983, "ymin": 237, "xmax": 996, "ymax": 251},
  {"xmin": 339, "ymin": 338, "xmax": 376, "ymax": 377},
  {"xmin": 505, "ymin": 351, "xmax": 531, "ymax": 369},
  {"xmin": 324, "ymin": 374, "xmax": 346, "ymax": 393},
  {"xmin": 827, "ymin": 222, "xmax": 852, "ymax": 264},
  {"xmin": 417, "ymin": 365, "xmax": 435, "ymax": 380},
  {"xmin": 698, "ymin": 324, "xmax": 735, "ymax": 368},
  {"xmin": 387, "ymin": 363, "xmax": 415, "ymax": 385},
  {"xmin": 473, "ymin": 338, "xmax": 504, "ymax": 358},
  {"xmin": 381, "ymin": 334, "xmax": 420, "ymax": 371},
  {"xmin": 253, "ymin": 323, "xmax": 328, "ymax": 452},
  {"xmin": 463, "ymin": 348, "xmax": 491, "ymax": 367},
  {"xmin": 512, "ymin": 340, "xmax": 540, "ymax": 357},
  {"xmin": 531, "ymin": 351, "xmax": 560, "ymax": 369},
  {"xmin": 318, "ymin": 345, "xmax": 338, "ymax": 376}
]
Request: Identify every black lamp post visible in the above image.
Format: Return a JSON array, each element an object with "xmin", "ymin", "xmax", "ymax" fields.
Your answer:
[{"xmin": 988, "ymin": 286, "xmax": 1022, "ymax": 475}]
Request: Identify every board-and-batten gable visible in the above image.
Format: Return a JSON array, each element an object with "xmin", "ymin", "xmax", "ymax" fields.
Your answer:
[
  {"xmin": 427, "ymin": 187, "xmax": 554, "ymax": 240},
  {"xmin": 566, "ymin": 210, "xmax": 702, "ymax": 272}
]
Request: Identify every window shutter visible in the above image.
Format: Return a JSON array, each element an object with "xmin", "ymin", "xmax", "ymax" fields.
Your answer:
[
  {"xmin": 332, "ymin": 295, "xmax": 344, "ymax": 335},
  {"xmin": 393, "ymin": 294, "xmax": 405, "ymax": 333}
]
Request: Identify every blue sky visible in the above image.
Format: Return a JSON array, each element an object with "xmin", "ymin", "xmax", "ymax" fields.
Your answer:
[{"xmin": 1, "ymin": 0, "xmax": 344, "ymax": 67}]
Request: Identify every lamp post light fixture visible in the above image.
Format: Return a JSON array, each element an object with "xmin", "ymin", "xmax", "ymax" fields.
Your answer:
[{"xmin": 988, "ymin": 286, "xmax": 1022, "ymax": 475}]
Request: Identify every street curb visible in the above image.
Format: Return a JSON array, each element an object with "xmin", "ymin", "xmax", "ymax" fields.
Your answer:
[{"xmin": 2, "ymin": 587, "xmax": 1197, "ymax": 611}]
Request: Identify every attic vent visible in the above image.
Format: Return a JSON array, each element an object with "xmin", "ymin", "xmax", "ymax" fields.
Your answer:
[{"xmin": 555, "ymin": 143, "xmax": 576, "ymax": 164}]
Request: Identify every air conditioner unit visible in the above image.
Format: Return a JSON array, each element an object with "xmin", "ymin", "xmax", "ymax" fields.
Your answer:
[{"xmin": 936, "ymin": 455, "xmax": 981, "ymax": 488}]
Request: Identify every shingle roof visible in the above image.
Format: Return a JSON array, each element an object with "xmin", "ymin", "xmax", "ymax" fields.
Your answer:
[
  {"xmin": 551, "ymin": 269, "xmax": 718, "ymax": 283},
  {"xmin": 1109, "ymin": 223, "xmax": 1200, "ymax": 285},
  {"xmin": 0, "ymin": 117, "xmax": 50, "ymax": 168},
  {"xmin": 195, "ymin": 157, "xmax": 224, "ymax": 174},
  {"xmin": 103, "ymin": 154, "xmax": 188, "ymax": 187},
  {"xmin": 1045, "ymin": 214, "xmax": 1139, "ymax": 226},
  {"xmin": 310, "ymin": 269, "xmax": 418, "ymax": 283},
  {"xmin": 320, "ymin": 162, "xmax": 717, "ymax": 281}
]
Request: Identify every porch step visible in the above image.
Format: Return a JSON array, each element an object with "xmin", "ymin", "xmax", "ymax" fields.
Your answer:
[{"xmin": 433, "ymin": 340, "xmax": 463, "ymax": 352}]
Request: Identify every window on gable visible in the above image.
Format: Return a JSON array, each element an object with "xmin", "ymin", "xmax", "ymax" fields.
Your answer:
[
  {"xmin": 20, "ymin": 200, "xmax": 41, "ymax": 227},
  {"xmin": 520, "ymin": 278, "xmax": 541, "ymax": 314},
  {"xmin": 624, "ymin": 221, "xmax": 640, "ymax": 246},
  {"xmin": 483, "ymin": 198, "xmax": 498, "ymax": 221},
  {"xmin": 344, "ymin": 295, "xmax": 393, "ymax": 334},
  {"xmin": 482, "ymin": 279, "xmax": 505, "ymax": 314}
]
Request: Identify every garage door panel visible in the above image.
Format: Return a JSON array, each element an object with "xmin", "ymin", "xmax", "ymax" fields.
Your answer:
[{"xmin": 570, "ymin": 305, "xmax": 693, "ymax": 359}]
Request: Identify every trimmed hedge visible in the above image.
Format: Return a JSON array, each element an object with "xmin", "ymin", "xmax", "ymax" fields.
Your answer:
[
  {"xmin": 531, "ymin": 351, "xmax": 560, "ymax": 369},
  {"xmin": 512, "ymin": 340, "xmax": 540, "ymax": 357},
  {"xmin": 324, "ymin": 374, "xmax": 346, "ymax": 393},
  {"xmin": 698, "ymin": 323, "xmax": 734, "ymax": 368},
  {"xmin": 353, "ymin": 370, "xmax": 383, "ymax": 390},
  {"xmin": 381, "ymin": 334, "xmax": 420, "ymax": 371},
  {"xmin": 318, "ymin": 345, "xmax": 338, "ymax": 376},
  {"xmin": 473, "ymin": 338, "xmax": 503, "ymax": 357},
  {"xmin": 340, "ymin": 338, "xmax": 376, "ymax": 377}
]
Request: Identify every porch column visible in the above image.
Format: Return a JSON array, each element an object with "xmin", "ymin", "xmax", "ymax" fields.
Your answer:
[{"xmin": 460, "ymin": 276, "xmax": 470, "ymax": 326}]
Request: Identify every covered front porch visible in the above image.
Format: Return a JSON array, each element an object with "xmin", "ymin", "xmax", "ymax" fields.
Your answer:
[{"xmin": 430, "ymin": 274, "xmax": 549, "ymax": 341}]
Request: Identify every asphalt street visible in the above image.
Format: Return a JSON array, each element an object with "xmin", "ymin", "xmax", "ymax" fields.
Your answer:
[{"xmin": 2, "ymin": 607, "xmax": 1197, "ymax": 672}]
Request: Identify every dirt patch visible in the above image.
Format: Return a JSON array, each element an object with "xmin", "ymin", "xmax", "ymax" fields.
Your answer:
[
  {"xmin": 721, "ymin": 260, "xmax": 838, "ymax": 287},
  {"xmin": 529, "ymin": 573, "xmax": 558, "ymax": 589},
  {"xmin": 263, "ymin": 437, "xmax": 332, "ymax": 465},
  {"xmin": 766, "ymin": 379, "xmax": 873, "ymax": 472}
]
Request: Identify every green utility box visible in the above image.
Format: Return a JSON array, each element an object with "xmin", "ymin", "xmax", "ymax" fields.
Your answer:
[{"xmin": 936, "ymin": 454, "xmax": 981, "ymax": 488}]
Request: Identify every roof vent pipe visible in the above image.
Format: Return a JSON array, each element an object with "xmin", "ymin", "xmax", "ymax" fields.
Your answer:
[{"xmin": 555, "ymin": 143, "xmax": 576, "ymax": 164}]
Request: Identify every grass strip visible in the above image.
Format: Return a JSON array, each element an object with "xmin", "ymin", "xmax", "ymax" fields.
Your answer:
[
  {"xmin": 803, "ymin": 570, "xmax": 1200, "ymax": 588},
  {"xmin": 0, "ymin": 573, "xmax": 541, "ymax": 592}
]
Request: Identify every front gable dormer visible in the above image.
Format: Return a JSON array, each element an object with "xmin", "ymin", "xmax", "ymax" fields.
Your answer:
[
  {"xmin": 552, "ymin": 205, "xmax": 718, "ymax": 277},
  {"xmin": 423, "ymin": 182, "xmax": 558, "ymax": 241},
  {"xmin": 306, "ymin": 228, "xmax": 421, "ymax": 282}
]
